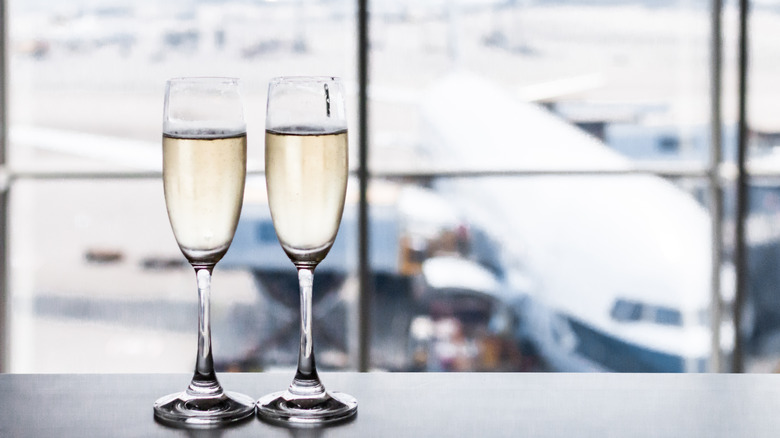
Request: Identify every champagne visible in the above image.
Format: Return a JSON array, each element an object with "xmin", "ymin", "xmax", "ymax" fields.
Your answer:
[
  {"xmin": 163, "ymin": 132, "xmax": 247, "ymax": 263},
  {"xmin": 265, "ymin": 127, "xmax": 348, "ymax": 265}
]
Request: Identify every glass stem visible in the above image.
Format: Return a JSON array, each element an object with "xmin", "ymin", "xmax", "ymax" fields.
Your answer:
[
  {"xmin": 290, "ymin": 267, "xmax": 327, "ymax": 399},
  {"xmin": 187, "ymin": 265, "xmax": 223, "ymax": 398}
]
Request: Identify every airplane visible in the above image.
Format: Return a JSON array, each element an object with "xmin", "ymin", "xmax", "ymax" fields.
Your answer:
[{"xmin": 417, "ymin": 72, "xmax": 733, "ymax": 372}]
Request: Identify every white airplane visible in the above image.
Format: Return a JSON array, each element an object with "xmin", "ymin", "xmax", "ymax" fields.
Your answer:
[{"xmin": 417, "ymin": 72, "xmax": 730, "ymax": 372}]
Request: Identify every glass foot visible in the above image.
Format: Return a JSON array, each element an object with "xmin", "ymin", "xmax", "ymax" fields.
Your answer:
[
  {"xmin": 154, "ymin": 391, "xmax": 255, "ymax": 428},
  {"xmin": 256, "ymin": 390, "xmax": 358, "ymax": 426}
]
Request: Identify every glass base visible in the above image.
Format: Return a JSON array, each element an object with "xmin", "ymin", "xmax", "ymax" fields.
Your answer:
[
  {"xmin": 256, "ymin": 390, "xmax": 358, "ymax": 426},
  {"xmin": 154, "ymin": 391, "xmax": 255, "ymax": 428}
]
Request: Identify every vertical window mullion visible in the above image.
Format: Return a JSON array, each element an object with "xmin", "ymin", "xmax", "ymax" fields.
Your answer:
[
  {"xmin": 731, "ymin": 0, "xmax": 751, "ymax": 373},
  {"xmin": 708, "ymin": 0, "xmax": 724, "ymax": 373},
  {"xmin": 357, "ymin": 0, "xmax": 371, "ymax": 372},
  {"xmin": 0, "ymin": 0, "xmax": 8, "ymax": 373}
]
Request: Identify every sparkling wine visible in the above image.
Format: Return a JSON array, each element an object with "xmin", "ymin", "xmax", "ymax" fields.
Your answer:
[
  {"xmin": 265, "ymin": 127, "xmax": 348, "ymax": 265},
  {"xmin": 163, "ymin": 132, "xmax": 247, "ymax": 263}
]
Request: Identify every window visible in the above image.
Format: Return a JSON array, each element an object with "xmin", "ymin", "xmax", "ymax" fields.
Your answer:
[
  {"xmin": 610, "ymin": 298, "xmax": 683, "ymax": 327},
  {"xmin": 3, "ymin": 0, "xmax": 777, "ymax": 374}
]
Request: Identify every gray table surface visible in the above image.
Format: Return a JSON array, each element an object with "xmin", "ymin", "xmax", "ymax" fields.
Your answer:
[{"xmin": 2, "ymin": 372, "xmax": 780, "ymax": 437}]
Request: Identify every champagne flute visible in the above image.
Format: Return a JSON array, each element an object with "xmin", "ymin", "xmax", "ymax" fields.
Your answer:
[
  {"xmin": 256, "ymin": 76, "xmax": 357, "ymax": 425},
  {"xmin": 154, "ymin": 77, "xmax": 255, "ymax": 427}
]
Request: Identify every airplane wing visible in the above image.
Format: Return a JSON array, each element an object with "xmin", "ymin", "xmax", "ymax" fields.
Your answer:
[{"xmin": 10, "ymin": 125, "xmax": 161, "ymax": 171}]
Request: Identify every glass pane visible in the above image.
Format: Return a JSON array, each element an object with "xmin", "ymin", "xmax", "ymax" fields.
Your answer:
[
  {"xmin": 9, "ymin": 178, "xmax": 363, "ymax": 373},
  {"xmin": 367, "ymin": 175, "xmax": 718, "ymax": 372},
  {"xmin": 370, "ymin": 1, "xmax": 711, "ymax": 173},
  {"xmin": 741, "ymin": 177, "xmax": 780, "ymax": 371},
  {"xmin": 223, "ymin": 175, "xmax": 359, "ymax": 371},
  {"xmin": 9, "ymin": 0, "xmax": 356, "ymax": 171},
  {"xmin": 9, "ymin": 179, "xmax": 246, "ymax": 372},
  {"xmin": 7, "ymin": 0, "xmax": 356, "ymax": 372},
  {"xmin": 738, "ymin": 2, "xmax": 780, "ymax": 372},
  {"xmin": 369, "ymin": 1, "xmax": 715, "ymax": 371}
]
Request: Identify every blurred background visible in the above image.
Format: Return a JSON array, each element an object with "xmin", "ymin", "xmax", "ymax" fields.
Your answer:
[{"xmin": 4, "ymin": 0, "xmax": 780, "ymax": 374}]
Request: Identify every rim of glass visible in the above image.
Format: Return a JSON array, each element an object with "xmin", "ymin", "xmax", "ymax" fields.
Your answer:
[
  {"xmin": 167, "ymin": 76, "xmax": 240, "ymax": 84},
  {"xmin": 269, "ymin": 76, "xmax": 341, "ymax": 84}
]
